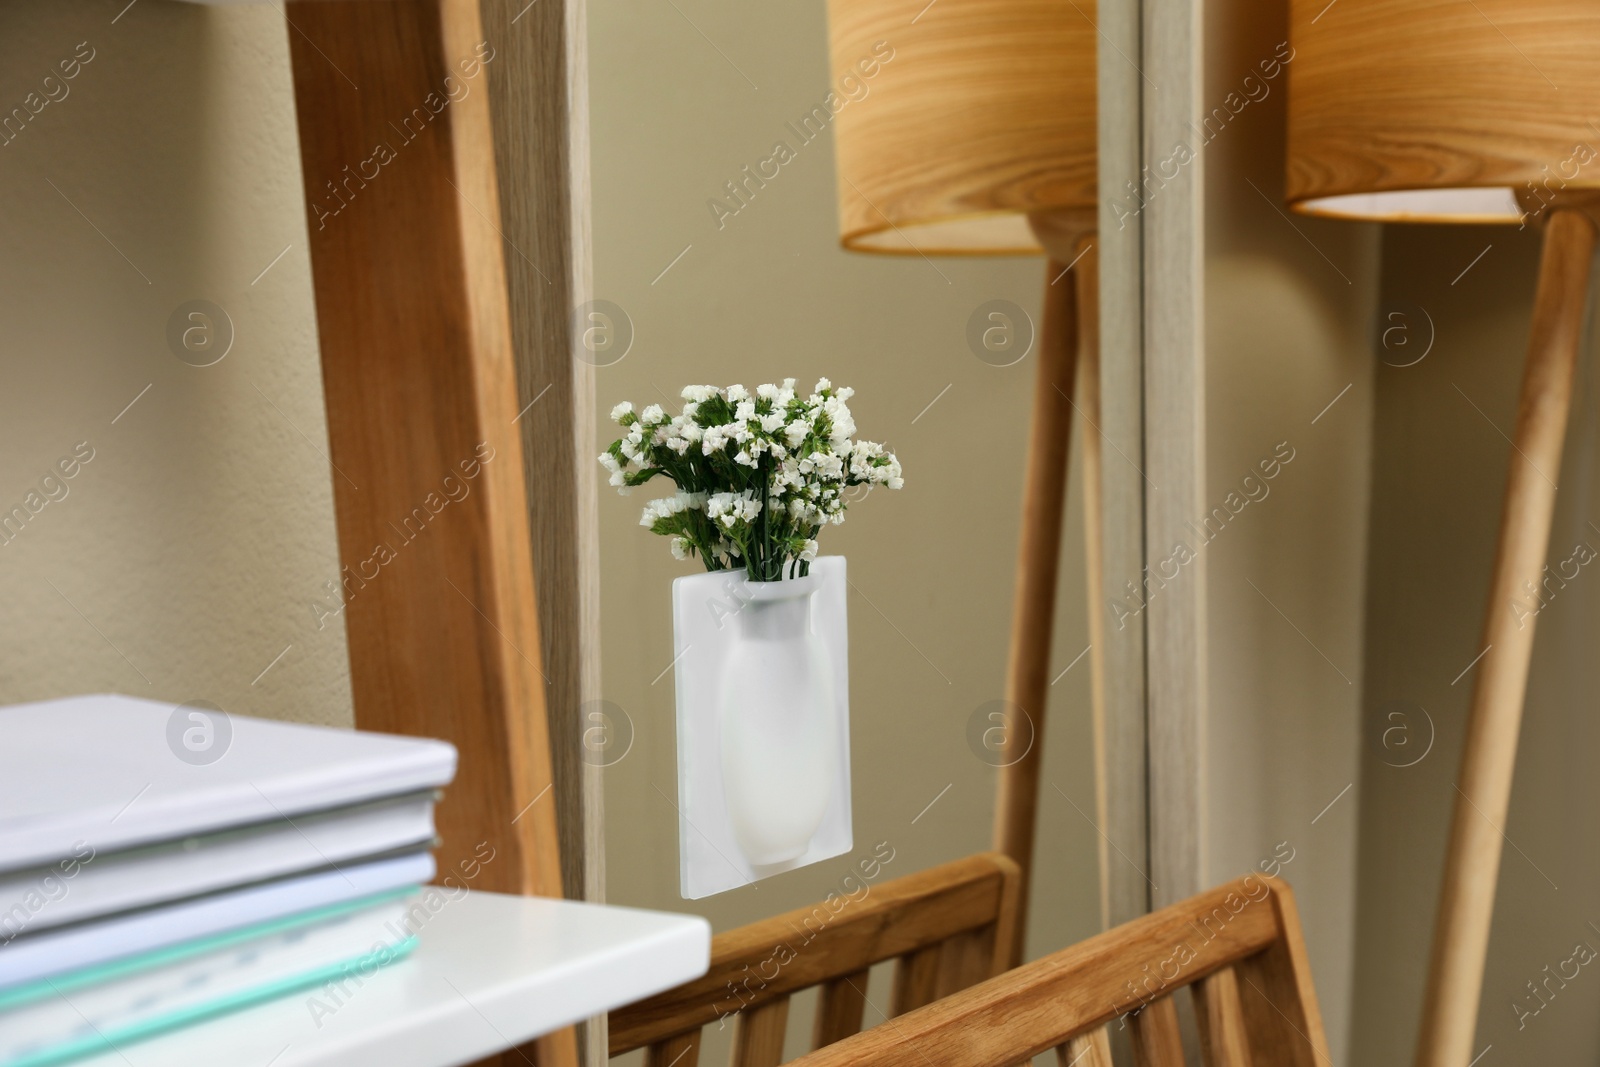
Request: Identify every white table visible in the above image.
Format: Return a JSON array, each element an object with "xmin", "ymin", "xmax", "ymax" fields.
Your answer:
[{"xmin": 72, "ymin": 892, "xmax": 710, "ymax": 1067}]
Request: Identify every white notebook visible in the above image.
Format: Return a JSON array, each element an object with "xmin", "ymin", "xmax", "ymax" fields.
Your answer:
[
  {"xmin": 0, "ymin": 851, "xmax": 435, "ymax": 990},
  {"xmin": 0, "ymin": 894, "xmax": 420, "ymax": 1067},
  {"xmin": 0, "ymin": 694, "xmax": 457, "ymax": 872},
  {"xmin": 0, "ymin": 791, "xmax": 436, "ymax": 935}
]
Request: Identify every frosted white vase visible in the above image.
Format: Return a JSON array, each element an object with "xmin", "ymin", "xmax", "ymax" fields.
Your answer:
[
  {"xmin": 717, "ymin": 575, "xmax": 837, "ymax": 866},
  {"xmin": 671, "ymin": 555, "xmax": 852, "ymax": 898}
]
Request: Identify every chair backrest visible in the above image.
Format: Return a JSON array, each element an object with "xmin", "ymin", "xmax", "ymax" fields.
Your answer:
[
  {"xmin": 785, "ymin": 874, "xmax": 1329, "ymax": 1067},
  {"xmin": 609, "ymin": 852, "xmax": 1021, "ymax": 1066}
]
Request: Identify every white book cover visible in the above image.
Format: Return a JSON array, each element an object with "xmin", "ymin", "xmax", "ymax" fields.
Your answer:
[
  {"xmin": 0, "ymin": 694, "xmax": 457, "ymax": 872},
  {"xmin": 0, "ymin": 851, "xmax": 435, "ymax": 990},
  {"xmin": 0, "ymin": 894, "xmax": 421, "ymax": 1067},
  {"xmin": 0, "ymin": 792, "xmax": 436, "ymax": 936}
]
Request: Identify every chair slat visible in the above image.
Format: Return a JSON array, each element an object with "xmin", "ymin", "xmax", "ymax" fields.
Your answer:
[
  {"xmin": 891, "ymin": 943, "xmax": 943, "ymax": 1016},
  {"xmin": 934, "ymin": 925, "xmax": 997, "ymax": 998},
  {"xmin": 1058, "ymin": 1025, "xmax": 1115, "ymax": 1066},
  {"xmin": 1233, "ymin": 887, "xmax": 1331, "ymax": 1067},
  {"xmin": 812, "ymin": 969, "xmax": 870, "ymax": 1048},
  {"xmin": 1129, "ymin": 995, "xmax": 1185, "ymax": 1067},
  {"xmin": 644, "ymin": 1030, "xmax": 702, "ymax": 1067},
  {"xmin": 733, "ymin": 995, "xmax": 791, "ymax": 1067},
  {"xmin": 1193, "ymin": 967, "xmax": 1253, "ymax": 1067}
]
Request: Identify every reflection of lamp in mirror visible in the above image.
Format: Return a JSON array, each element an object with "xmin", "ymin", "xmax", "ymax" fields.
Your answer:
[
  {"xmin": 825, "ymin": 0, "xmax": 1098, "ymax": 965},
  {"xmin": 1287, "ymin": 3, "xmax": 1600, "ymax": 1063}
]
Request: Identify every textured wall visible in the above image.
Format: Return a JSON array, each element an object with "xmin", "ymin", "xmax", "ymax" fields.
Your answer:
[{"xmin": 0, "ymin": 2, "xmax": 351, "ymax": 727}]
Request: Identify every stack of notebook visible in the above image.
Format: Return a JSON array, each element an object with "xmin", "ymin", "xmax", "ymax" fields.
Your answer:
[{"xmin": 0, "ymin": 694, "xmax": 457, "ymax": 1067}]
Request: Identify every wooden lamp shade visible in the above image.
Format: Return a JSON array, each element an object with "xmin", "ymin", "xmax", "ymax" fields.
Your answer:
[
  {"xmin": 825, "ymin": 0, "xmax": 1096, "ymax": 254},
  {"xmin": 1288, "ymin": 3, "xmax": 1600, "ymax": 1065},
  {"xmin": 1287, "ymin": 0, "xmax": 1600, "ymax": 222}
]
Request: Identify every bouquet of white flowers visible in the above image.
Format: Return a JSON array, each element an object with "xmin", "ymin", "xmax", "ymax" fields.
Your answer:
[{"xmin": 601, "ymin": 379, "xmax": 902, "ymax": 581}]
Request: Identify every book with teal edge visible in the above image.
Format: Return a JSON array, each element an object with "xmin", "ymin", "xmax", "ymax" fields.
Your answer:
[{"xmin": 0, "ymin": 892, "xmax": 419, "ymax": 1067}]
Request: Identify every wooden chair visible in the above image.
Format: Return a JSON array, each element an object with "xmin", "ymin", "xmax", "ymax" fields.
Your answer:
[
  {"xmin": 786, "ymin": 874, "xmax": 1329, "ymax": 1067},
  {"xmin": 609, "ymin": 853, "xmax": 1021, "ymax": 1066}
]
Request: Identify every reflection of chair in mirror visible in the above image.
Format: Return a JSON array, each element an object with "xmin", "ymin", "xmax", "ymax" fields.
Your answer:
[
  {"xmin": 826, "ymin": 0, "xmax": 1104, "ymax": 963},
  {"xmin": 609, "ymin": 854, "xmax": 1019, "ymax": 1066},
  {"xmin": 786, "ymin": 875, "xmax": 1329, "ymax": 1067},
  {"xmin": 1284, "ymin": 3, "xmax": 1600, "ymax": 1063}
]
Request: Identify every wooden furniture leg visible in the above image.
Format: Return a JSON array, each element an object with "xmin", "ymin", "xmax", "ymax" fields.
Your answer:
[
  {"xmin": 477, "ymin": 0, "xmax": 602, "ymax": 910},
  {"xmin": 1414, "ymin": 208, "xmax": 1596, "ymax": 1067},
  {"xmin": 285, "ymin": 2, "xmax": 577, "ymax": 1065},
  {"xmin": 474, "ymin": 2, "xmax": 603, "ymax": 1059},
  {"xmin": 1074, "ymin": 243, "xmax": 1111, "ymax": 933},
  {"xmin": 992, "ymin": 253, "xmax": 1077, "ymax": 968},
  {"xmin": 994, "ymin": 211, "xmax": 1099, "ymax": 965}
]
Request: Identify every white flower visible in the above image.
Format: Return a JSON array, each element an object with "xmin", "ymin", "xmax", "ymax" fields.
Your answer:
[
  {"xmin": 814, "ymin": 377, "xmax": 832, "ymax": 393},
  {"xmin": 707, "ymin": 490, "xmax": 761, "ymax": 528},
  {"xmin": 610, "ymin": 401, "xmax": 634, "ymax": 422},
  {"xmin": 671, "ymin": 536, "xmax": 691, "ymax": 560},
  {"xmin": 799, "ymin": 538, "xmax": 818, "ymax": 561},
  {"xmin": 681, "ymin": 385, "xmax": 719, "ymax": 403},
  {"xmin": 757, "ymin": 383, "xmax": 781, "ymax": 401},
  {"xmin": 784, "ymin": 419, "xmax": 810, "ymax": 448},
  {"xmin": 641, "ymin": 404, "xmax": 666, "ymax": 425},
  {"xmin": 640, "ymin": 495, "xmax": 688, "ymax": 527},
  {"xmin": 598, "ymin": 452, "xmax": 620, "ymax": 473},
  {"xmin": 726, "ymin": 384, "xmax": 750, "ymax": 402},
  {"xmin": 824, "ymin": 396, "xmax": 856, "ymax": 442}
]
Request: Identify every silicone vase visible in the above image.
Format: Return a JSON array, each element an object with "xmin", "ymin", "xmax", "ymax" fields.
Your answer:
[{"xmin": 718, "ymin": 573, "xmax": 837, "ymax": 865}]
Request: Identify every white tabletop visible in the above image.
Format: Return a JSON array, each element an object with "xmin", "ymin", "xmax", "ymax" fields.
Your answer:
[{"xmin": 72, "ymin": 891, "xmax": 710, "ymax": 1067}]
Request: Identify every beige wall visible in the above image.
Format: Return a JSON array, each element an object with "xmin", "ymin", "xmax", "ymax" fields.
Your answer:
[
  {"xmin": 0, "ymin": 3, "xmax": 351, "ymax": 727},
  {"xmin": 587, "ymin": 0, "xmax": 1102, "ymax": 1059},
  {"xmin": 1350, "ymin": 225, "xmax": 1600, "ymax": 1063},
  {"xmin": 1203, "ymin": 5, "xmax": 1378, "ymax": 1064}
]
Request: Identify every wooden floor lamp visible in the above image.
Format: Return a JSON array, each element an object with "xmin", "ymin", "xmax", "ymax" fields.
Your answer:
[
  {"xmin": 1286, "ymin": 2, "xmax": 1600, "ymax": 1063},
  {"xmin": 825, "ymin": 0, "xmax": 1100, "ymax": 966}
]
